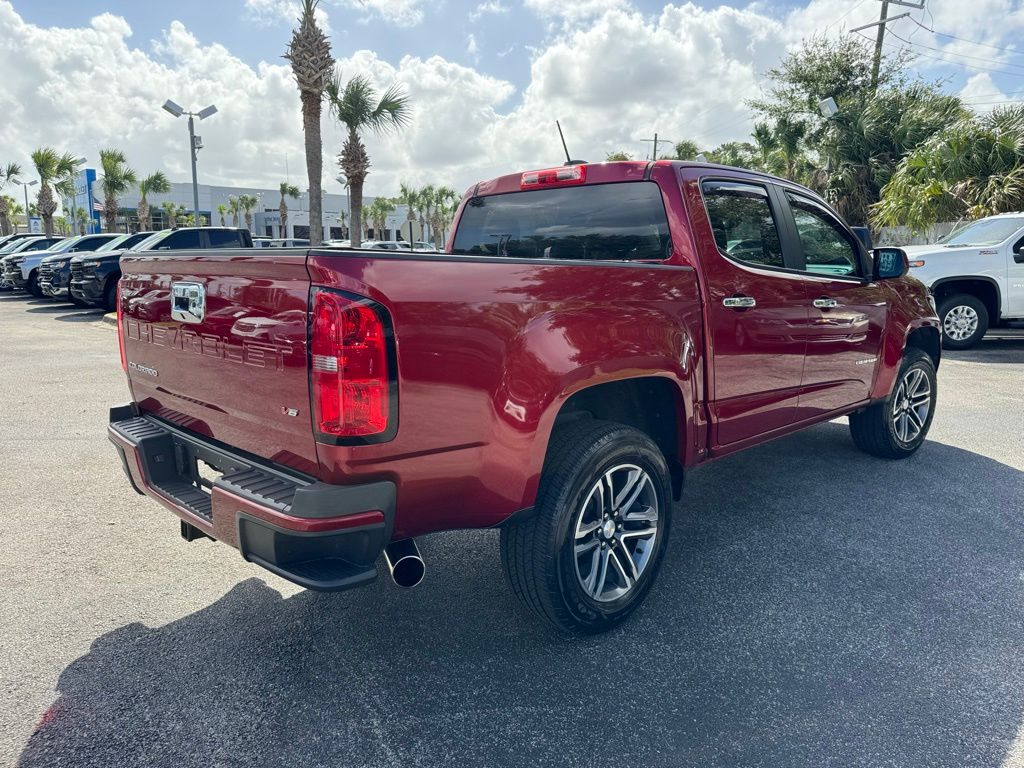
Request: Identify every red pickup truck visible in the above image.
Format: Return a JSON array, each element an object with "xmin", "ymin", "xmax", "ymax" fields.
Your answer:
[{"xmin": 109, "ymin": 161, "xmax": 940, "ymax": 633}]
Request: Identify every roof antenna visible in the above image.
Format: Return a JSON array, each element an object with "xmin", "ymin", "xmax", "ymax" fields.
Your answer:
[{"xmin": 556, "ymin": 120, "xmax": 586, "ymax": 165}]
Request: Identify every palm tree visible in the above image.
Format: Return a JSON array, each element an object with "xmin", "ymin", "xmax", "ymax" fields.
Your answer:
[
  {"xmin": 98, "ymin": 149, "xmax": 137, "ymax": 233},
  {"xmin": 0, "ymin": 163, "xmax": 22, "ymax": 235},
  {"xmin": 217, "ymin": 203, "xmax": 228, "ymax": 227},
  {"xmin": 365, "ymin": 196, "xmax": 396, "ymax": 239},
  {"xmin": 415, "ymin": 183, "xmax": 436, "ymax": 241},
  {"xmin": 160, "ymin": 201, "xmax": 179, "ymax": 229},
  {"xmin": 395, "ymin": 182, "xmax": 420, "ymax": 243},
  {"xmin": 326, "ymin": 72, "xmax": 411, "ymax": 249},
  {"xmin": 285, "ymin": 0, "xmax": 334, "ymax": 247},
  {"xmin": 31, "ymin": 148, "xmax": 81, "ymax": 236},
  {"xmin": 278, "ymin": 182, "xmax": 300, "ymax": 237},
  {"xmin": 238, "ymin": 194, "xmax": 259, "ymax": 231},
  {"xmin": 874, "ymin": 105, "xmax": 1024, "ymax": 230},
  {"xmin": 137, "ymin": 171, "xmax": 170, "ymax": 231},
  {"xmin": 5, "ymin": 198, "xmax": 24, "ymax": 232},
  {"xmin": 227, "ymin": 195, "xmax": 241, "ymax": 227},
  {"xmin": 428, "ymin": 186, "xmax": 460, "ymax": 247}
]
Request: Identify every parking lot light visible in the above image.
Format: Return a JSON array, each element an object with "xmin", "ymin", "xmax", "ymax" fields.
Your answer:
[{"xmin": 162, "ymin": 99, "xmax": 218, "ymax": 225}]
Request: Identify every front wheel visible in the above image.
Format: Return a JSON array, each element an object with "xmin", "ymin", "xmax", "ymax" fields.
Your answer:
[
  {"xmin": 27, "ymin": 272, "xmax": 43, "ymax": 298},
  {"xmin": 500, "ymin": 419, "xmax": 673, "ymax": 634},
  {"xmin": 102, "ymin": 277, "xmax": 118, "ymax": 312},
  {"xmin": 849, "ymin": 348, "xmax": 937, "ymax": 459},
  {"xmin": 938, "ymin": 293, "xmax": 988, "ymax": 350}
]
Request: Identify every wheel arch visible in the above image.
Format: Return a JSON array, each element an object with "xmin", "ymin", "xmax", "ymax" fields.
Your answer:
[
  {"xmin": 931, "ymin": 276, "xmax": 1001, "ymax": 323},
  {"xmin": 545, "ymin": 376, "xmax": 688, "ymax": 501}
]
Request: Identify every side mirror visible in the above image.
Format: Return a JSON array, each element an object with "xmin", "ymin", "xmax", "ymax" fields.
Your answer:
[
  {"xmin": 851, "ymin": 226, "xmax": 873, "ymax": 251},
  {"xmin": 873, "ymin": 247, "xmax": 909, "ymax": 280}
]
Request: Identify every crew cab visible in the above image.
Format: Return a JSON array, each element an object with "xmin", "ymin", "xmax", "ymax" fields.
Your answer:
[
  {"xmin": 0, "ymin": 236, "xmax": 65, "ymax": 292},
  {"xmin": 902, "ymin": 213, "xmax": 1024, "ymax": 349},
  {"xmin": 71, "ymin": 227, "xmax": 253, "ymax": 311},
  {"xmin": 108, "ymin": 161, "xmax": 940, "ymax": 633}
]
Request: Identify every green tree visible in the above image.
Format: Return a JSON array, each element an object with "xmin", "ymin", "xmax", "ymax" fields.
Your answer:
[
  {"xmin": 874, "ymin": 105, "xmax": 1024, "ymax": 230},
  {"xmin": 228, "ymin": 195, "xmax": 241, "ymax": 227},
  {"xmin": 137, "ymin": 171, "xmax": 170, "ymax": 231},
  {"xmin": 237, "ymin": 194, "xmax": 259, "ymax": 231},
  {"xmin": 160, "ymin": 200, "xmax": 179, "ymax": 228},
  {"xmin": 326, "ymin": 72, "xmax": 411, "ymax": 249},
  {"xmin": 704, "ymin": 141, "xmax": 759, "ymax": 169},
  {"xmin": 3, "ymin": 197, "xmax": 23, "ymax": 232},
  {"xmin": 673, "ymin": 140, "xmax": 700, "ymax": 161},
  {"xmin": 0, "ymin": 163, "xmax": 22, "ymax": 235},
  {"xmin": 427, "ymin": 185, "xmax": 460, "ymax": 247},
  {"xmin": 278, "ymin": 182, "xmax": 301, "ymax": 237},
  {"xmin": 31, "ymin": 148, "xmax": 81, "ymax": 236},
  {"xmin": 394, "ymin": 182, "xmax": 420, "ymax": 242},
  {"xmin": 606, "ymin": 151, "xmax": 633, "ymax": 161},
  {"xmin": 217, "ymin": 203, "xmax": 229, "ymax": 227},
  {"xmin": 366, "ymin": 196, "xmax": 396, "ymax": 239},
  {"xmin": 285, "ymin": 0, "xmax": 334, "ymax": 247},
  {"xmin": 99, "ymin": 149, "xmax": 137, "ymax": 233}
]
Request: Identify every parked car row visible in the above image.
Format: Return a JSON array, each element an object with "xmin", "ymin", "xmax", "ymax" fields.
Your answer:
[{"xmin": 0, "ymin": 227, "xmax": 254, "ymax": 310}]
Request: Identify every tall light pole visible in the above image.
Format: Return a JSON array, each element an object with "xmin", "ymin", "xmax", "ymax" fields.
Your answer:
[
  {"xmin": 22, "ymin": 180, "xmax": 37, "ymax": 232},
  {"xmin": 162, "ymin": 100, "xmax": 218, "ymax": 225}
]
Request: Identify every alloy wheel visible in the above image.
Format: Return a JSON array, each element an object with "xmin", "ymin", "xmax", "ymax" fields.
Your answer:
[
  {"xmin": 943, "ymin": 305, "xmax": 979, "ymax": 341},
  {"xmin": 573, "ymin": 464, "xmax": 659, "ymax": 603},
  {"xmin": 891, "ymin": 367, "xmax": 932, "ymax": 444}
]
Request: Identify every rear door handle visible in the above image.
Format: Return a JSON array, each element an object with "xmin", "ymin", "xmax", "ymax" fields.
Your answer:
[
  {"xmin": 723, "ymin": 296, "xmax": 756, "ymax": 309},
  {"xmin": 813, "ymin": 297, "xmax": 839, "ymax": 309}
]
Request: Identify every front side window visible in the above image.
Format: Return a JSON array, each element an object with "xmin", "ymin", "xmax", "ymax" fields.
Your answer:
[
  {"xmin": 452, "ymin": 182, "xmax": 671, "ymax": 261},
  {"xmin": 701, "ymin": 180, "xmax": 784, "ymax": 269},
  {"xmin": 787, "ymin": 193, "xmax": 862, "ymax": 277}
]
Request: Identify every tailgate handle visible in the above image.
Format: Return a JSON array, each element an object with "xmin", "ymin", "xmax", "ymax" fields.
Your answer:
[{"xmin": 171, "ymin": 282, "xmax": 206, "ymax": 324}]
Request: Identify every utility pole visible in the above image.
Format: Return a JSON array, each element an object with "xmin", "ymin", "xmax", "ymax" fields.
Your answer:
[
  {"xmin": 641, "ymin": 133, "xmax": 672, "ymax": 160},
  {"xmin": 871, "ymin": 0, "xmax": 889, "ymax": 90}
]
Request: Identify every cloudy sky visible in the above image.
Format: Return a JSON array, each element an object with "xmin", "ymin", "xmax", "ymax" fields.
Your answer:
[{"xmin": 2, "ymin": 0, "xmax": 1023, "ymax": 199}]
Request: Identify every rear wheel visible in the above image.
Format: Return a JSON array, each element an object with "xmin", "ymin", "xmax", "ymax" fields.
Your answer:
[
  {"xmin": 938, "ymin": 293, "xmax": 988, "ymax": 350},
  {"xmin": 849, "ymin": 348, "xmax": 936, "ymax": 459},
  {"xmin": 500, "ymin": 419, "xmax": 673, "ymax": 634}
]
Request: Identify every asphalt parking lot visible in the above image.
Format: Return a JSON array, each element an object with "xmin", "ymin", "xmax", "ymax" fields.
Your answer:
[{"xmin": 2, "ymin": 292, "xmax": 1023, "ymax": 768}]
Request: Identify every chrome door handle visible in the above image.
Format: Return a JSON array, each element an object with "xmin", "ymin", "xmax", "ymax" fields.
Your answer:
[
  {"xmin": 723, "ymin": 296, "xmax": 756, "ymax": 309},
  {"xmin": 813, "ymin": 298, "xmax": 839, "ymax": 309}
]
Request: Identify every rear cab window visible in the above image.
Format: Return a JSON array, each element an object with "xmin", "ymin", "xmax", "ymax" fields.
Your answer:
[
  {"xmin": 701, "ymin": 180, "xmax": 784, "ymax": 269},
  {"xmin": 451, "ymin": 182, "xmax": 671, "ymax": 261}
]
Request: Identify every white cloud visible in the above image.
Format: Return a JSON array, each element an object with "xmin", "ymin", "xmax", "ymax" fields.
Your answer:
[
  {"xmin": 2, "ymin": 0, "xmax": 1022, "ymax": 205},
  {"xmin": 337, "ymin": 0, "xmax": 425, "ymax": 27},
  {"xmin": 244, "ymin": 0, "xmax": 332, "ymax": 32},
  {"xmin": 958, "ymin": 72, "xmax": 1012, "ymax": 112},
  {"xmin": 467, "ymin": 33, "xmax": 479, "ymax": 58},
  {"xmin": 524, "ymin": 0, "xmax": 627, "ymax": 24},
  {"xmin": 470, "ymin": 0, "xmax": 509, "ymax": 20}
]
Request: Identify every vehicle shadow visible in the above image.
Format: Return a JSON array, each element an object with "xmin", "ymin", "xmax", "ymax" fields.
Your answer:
[
  {"xmin": 948, "ymin": 337, "xmax": 1024, "ymax": 365},
  {"xmin": 17, "ymin": 424, "xmax": 1024, "ymax": 768}
]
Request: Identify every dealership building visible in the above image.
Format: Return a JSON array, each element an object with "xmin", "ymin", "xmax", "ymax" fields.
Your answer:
[{"xmin": 67, "ymin": 171, "xmax": 420, "ymax": 242}]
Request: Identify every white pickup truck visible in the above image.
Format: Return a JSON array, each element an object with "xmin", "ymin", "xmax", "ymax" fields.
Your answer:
[{"xmin": 905, "ymin": 213, "xmax": 1024, "ymax": 349}]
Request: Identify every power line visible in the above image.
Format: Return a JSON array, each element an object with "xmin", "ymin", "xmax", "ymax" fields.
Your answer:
[
  {"xmin": 909, "ymin": 18, "xmax": 1024, "ymax": 58},
  {"xmin": 885, "ymin": 28, "xmax": 1024, "ymax": 72},
  {"xmin": 855, "ymin": 29, "xmax": 1024, "ymax": 77},
  {"xmin": 826, "ymin": 0, "xmax": 869, "ymax": 31}
]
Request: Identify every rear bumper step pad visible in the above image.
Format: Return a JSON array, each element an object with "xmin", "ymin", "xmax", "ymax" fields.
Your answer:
[{"xmin": 108, "ymin": 403, "xmax": 395, "ymax": 591}]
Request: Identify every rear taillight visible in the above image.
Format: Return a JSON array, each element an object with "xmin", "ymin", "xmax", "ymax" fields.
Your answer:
[
  {"xmin": 116, "ymin": 280, "xmax": 127, "ymax": 373},
  {"xmin": 311, "ymin": 290, "xmax": 392, "ymax": 439},
  {"xmin": 521, "ymin": 164, "xmax": 587, "ymax": 189}
]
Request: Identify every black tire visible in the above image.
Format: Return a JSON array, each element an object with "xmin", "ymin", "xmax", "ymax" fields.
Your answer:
[
  {"xmin": 849, "ymin": 348, "xmax": 937, "ymax": 459},
  {"xmin": 938, "ymin": 293, "xmax": 988, "ymax": 350},
  {"xmin": 102, "ymin": 277, "xmax": 118, "ymax": 312},
  {"xmin": 27, "ymin": 271, "xmax": 43, "ymax": 298},
  {"xmin": 71, "ymin": 294, "xmax": 90, "ymax": 308},
  {"xmin": 500, "ymin": 419, "xmax": 673, "ymax": 634}
]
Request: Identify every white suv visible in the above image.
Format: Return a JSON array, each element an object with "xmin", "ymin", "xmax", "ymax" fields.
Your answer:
[{"xmin": 904, "ymin": 213, "xmax": 1024, "ymax": 349}]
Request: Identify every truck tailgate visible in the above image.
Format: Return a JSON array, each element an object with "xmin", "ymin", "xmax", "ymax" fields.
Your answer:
[{"xmin": 118, "ymin": 250, "xmax": 318, "ymax": 475}]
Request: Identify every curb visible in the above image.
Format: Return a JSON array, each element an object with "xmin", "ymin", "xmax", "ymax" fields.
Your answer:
[{"xmin": 102, "ymin": 312, "xmax": 117, "ymax": 326}]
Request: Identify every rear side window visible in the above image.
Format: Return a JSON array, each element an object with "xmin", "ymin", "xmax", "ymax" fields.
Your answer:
[
  {"xmin": 207, "ymin": 230, "xmax": 242, "ymax": 249},
  {"xmin": 701, "ymin": 181, "xmax": 784, "ymax": 269},
  {"xmin": 451, "ymin": 182, "xmax": 671, "ymax": 261},
  {"xmin": 156, "ymin": 230, "xmax": 201, "ymax": 250}
]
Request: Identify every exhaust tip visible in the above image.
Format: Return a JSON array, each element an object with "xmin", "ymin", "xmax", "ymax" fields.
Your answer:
[{"xmin": 384, "ymin": 539, "xmax": 425, "ymax": 588}]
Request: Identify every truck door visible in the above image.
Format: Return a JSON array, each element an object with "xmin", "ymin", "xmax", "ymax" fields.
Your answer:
[
  {"xmin": 698, "ymin": 179, "xmax": 808, "ymax": 446},
  {"xmin": 1010, "ymin": 233, "xmax": 1024, "ymax": 316},
  {"xmin": 776, "ymin": 190, "xmax": 888, "ymax": 419}
]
